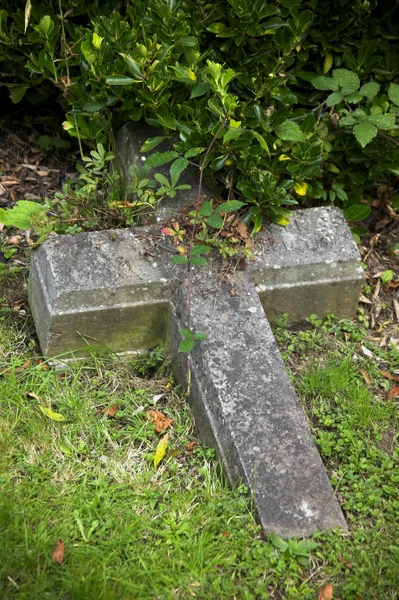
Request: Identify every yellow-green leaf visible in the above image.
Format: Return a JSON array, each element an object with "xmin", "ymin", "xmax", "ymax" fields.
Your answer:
[
  {"xmin": 273, "ymin": 215, "xmax": 290, "ymax": 226},
  {"xmin": 24, "ymin": 0, "xmax": 32, "ymax": 33},
  {"xmin": 39, "ymin": 406, "xmax": 65, "ymax": 421},
  {"xmin": 294, "ymin": 181, "xmax": 308, "ymax": 196},
  {"xmin": 323, "ymin": 52, "xmax": 334, "ymax": 74},
  {"xmin": 154, "ymin": 434, "xmax": 168, "ymax": 468},
  {"xmin": 279, "ymin": 154, "xmax": 291, "ymax": 161}
]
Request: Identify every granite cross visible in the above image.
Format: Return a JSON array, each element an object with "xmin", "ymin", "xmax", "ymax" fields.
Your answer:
[{"xmin": 29, "ymin": 124, "xmax": 365, "ymax": 538}]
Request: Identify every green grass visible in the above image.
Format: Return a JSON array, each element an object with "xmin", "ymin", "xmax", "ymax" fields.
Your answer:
[{"xmin": 1, "ymin": 312, "xmax": 399, "ymax": 599}]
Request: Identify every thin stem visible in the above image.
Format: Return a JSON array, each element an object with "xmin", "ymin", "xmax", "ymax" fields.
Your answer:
[
  {"xmin": 379, "ymin": 132, "xmax": 399, "ymax": 148},
  {"xmin": 185, "ymin": 115, "xmax": 228, "ymax": 394}
]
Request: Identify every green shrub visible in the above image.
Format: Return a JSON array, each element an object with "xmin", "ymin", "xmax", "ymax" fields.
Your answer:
[{"xmin": 0, "ymin": 0, "xmax": 398, "ymax": 227}]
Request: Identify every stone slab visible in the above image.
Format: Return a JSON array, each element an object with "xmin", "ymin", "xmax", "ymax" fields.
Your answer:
[
  {"xmin": 28, "ymin": 212, "xmax": 355, "ymax": 537},
  {"xmin": 28, "ymin": 122, "xmax": 365, "ymax": 537},
  {"xmin": 169, "ymin": 268, "xmax": 347, "ymax": 537}
]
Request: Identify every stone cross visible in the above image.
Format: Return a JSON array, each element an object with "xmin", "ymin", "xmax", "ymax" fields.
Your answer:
[{"xmin": 28, "ymin": 124, "xmax": 365, "ymax": 538}]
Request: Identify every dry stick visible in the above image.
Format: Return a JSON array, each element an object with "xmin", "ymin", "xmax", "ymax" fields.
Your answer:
[{"xmin": 185, "ymin": 115, "xmax": 228, "ymax": 393}]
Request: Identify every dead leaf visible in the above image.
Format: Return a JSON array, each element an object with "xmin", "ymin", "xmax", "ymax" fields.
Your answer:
[
  {"xmin": 107, "ymin": 405, "xmax": 118, "ymax": 417},
  {"xmin": 11, "ymin": 300, "xmax": 24, "ymax": 311},
  {"xmin": 361, "ymin": 345, "xmax": 375, "ymax": 359},
  {"xmin": 51, "ymin": 539, "xmax": 65, "ymax": 565},
  {"xmin": 387, "ymin": 385, "xmax": 399, "ymax": 401},
  {"xmin": 25, "ymin": 391, "xmax": 40, "ymax": 401},
  {"xmin": 222, "ymin": 531, "xmax": 230, "ymax": 537},
  {"xmin": 186, "ymin": 441, "xmax": 197, "ymax": 452},
  {"xmin": 380, "ymin": 370, "xmax": 399, "ymax": 382},
  {"xmin": 146, "ymin": 409, "xmax": 173, "ymax": 433},
  {"xmin": 393, "ymin": 298, "xmax": 399, "ymax": 323},
  {"xmin": 359, "ymin": 294, "xmax": 372, "ymax": 304},
  {"xmin": 338, "ymin": 555, "xmax": 354, "ymax": 568},
  {"xmin": 6, "ymin": 235, "xmax": 22, "ymax": 245},
  {"xmin": 152, "ymin": 393, "xmax": 164, "ymax": 404},
  {"xmin": 317, "ymin": 583, "xmax": 333, "ymax": 600},
  {"xmin": 359, "ymin": 369, "xmax": 372, "ymax": 385}
]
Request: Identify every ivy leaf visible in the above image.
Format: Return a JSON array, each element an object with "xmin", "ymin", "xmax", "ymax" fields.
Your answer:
[
  {"xmin": 353, "ymin": 121, "xmax": 378, "ymax": 147},
  {"xmin": 178, "ymin": 339, "xmax": 195, "ymax": 353},
  {"xmin": 275, "ymin": 120, "xmax": 306, "ymax": 142},
  {"xmin": 360, "ymin": 82, "xmax": 380, "ymax": 99},
  {"xmin": 39, "ymin": 406, "xmax": 65, "ymax": 421},
  {"xmin": 388, "ymin": 82, "xmax": 399, "ymax": 106}
]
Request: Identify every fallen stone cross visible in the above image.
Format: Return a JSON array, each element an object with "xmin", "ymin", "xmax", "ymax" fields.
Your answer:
[{"xmin": 29, "ymin": 124, "xmax": 365, "ymax": 538}]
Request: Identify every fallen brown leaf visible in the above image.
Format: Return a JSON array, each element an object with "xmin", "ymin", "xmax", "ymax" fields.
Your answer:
[
  {"xmin": 11, "ymin": 300, "xmax": 24, "ymax": 311},
  {"xmin": 186, "ymin": 441, "xmax": 197, "ymax": 452},
  {"xmin": 107, "ymin": 405, "xmax": 118, "ymax": 417},
  {"xmin": 380, "ymin": 370, "xmax": 399, "ymax": 382},
  {"xmin": 146, "ymin": 409, "xmax": 173, "ymax": 433},
  {"xmin": 359, "ymin": 369, "xmax": 372, "ymax": 385},
  {"xmin": 51, "ymin": 539, "xmax": 65, "ymax": 565},
  {"xmin": 222, "ymin": 531, "xmax": 230, "ymax": 537},
  {"xmin": 387, "ymin": 385, "xmax": 399, "ymax": 401},
  {"xmin": 6, "ymin": 235, "xmax": 22, "ymax": 245},
  {"xmin": 317, "ymin": 583, "xmax": 333, "ymax": 600}
]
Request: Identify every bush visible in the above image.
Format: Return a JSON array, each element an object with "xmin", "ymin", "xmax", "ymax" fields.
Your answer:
[{"xmin": 0, "ymin": 0, "xmax": 398, "ymax": 227}]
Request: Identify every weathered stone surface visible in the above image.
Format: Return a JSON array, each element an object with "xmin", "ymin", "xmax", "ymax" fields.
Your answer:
[
  {"xmin": 28, "ymin": 122, "xmax": 365, "ymax": 537},
  {"xmin": 28, "ymin": 209, "xmax": 355, "ymax": 536},
  {"xmin": 253, "ymin": 206, "xmax": 365, "ymax": 322},
  {"xmin": 169, "ymin": 267, "xmax": 347, "ymax": 537}
]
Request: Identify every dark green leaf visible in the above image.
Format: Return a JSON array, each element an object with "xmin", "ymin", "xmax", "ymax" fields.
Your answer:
[
  {"xmin": 344, "ymin": 204, "xmax": 371, "ymax": 221},
  {"xmin": 206, "ymin": 213, "xmax": 224, "ymax": 228},
  {"xmin": 141, "ymin": 137, "xmax": 167, "ymax": 152},
  {"xmin": 106, "ymin": 76, "xmax": 136, "ymax": 85},
  {"xmin": 199, "ymin": 201, "xmax": 212, "ymax": 217},
  {"xmin": 217, "ymin": 200, "xmax": 245, "ymax": 213},
  {"xmin": 190, "ymin": 83, "xmax": 211, "ymax": 98},
  {"xmin": 190, "ymin": 244, "xmax": 212, "ymax": 256},
  {"xmin": 170, "ymin": 157, "xmax": 188, "ymax": 187},
  {"xmin": 171, "ymin": 255, "xmax": 189, "ymax": 264},
  {"xmin": 189, "ymin": 256, "xmax": 208, "ymax": 265}
]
